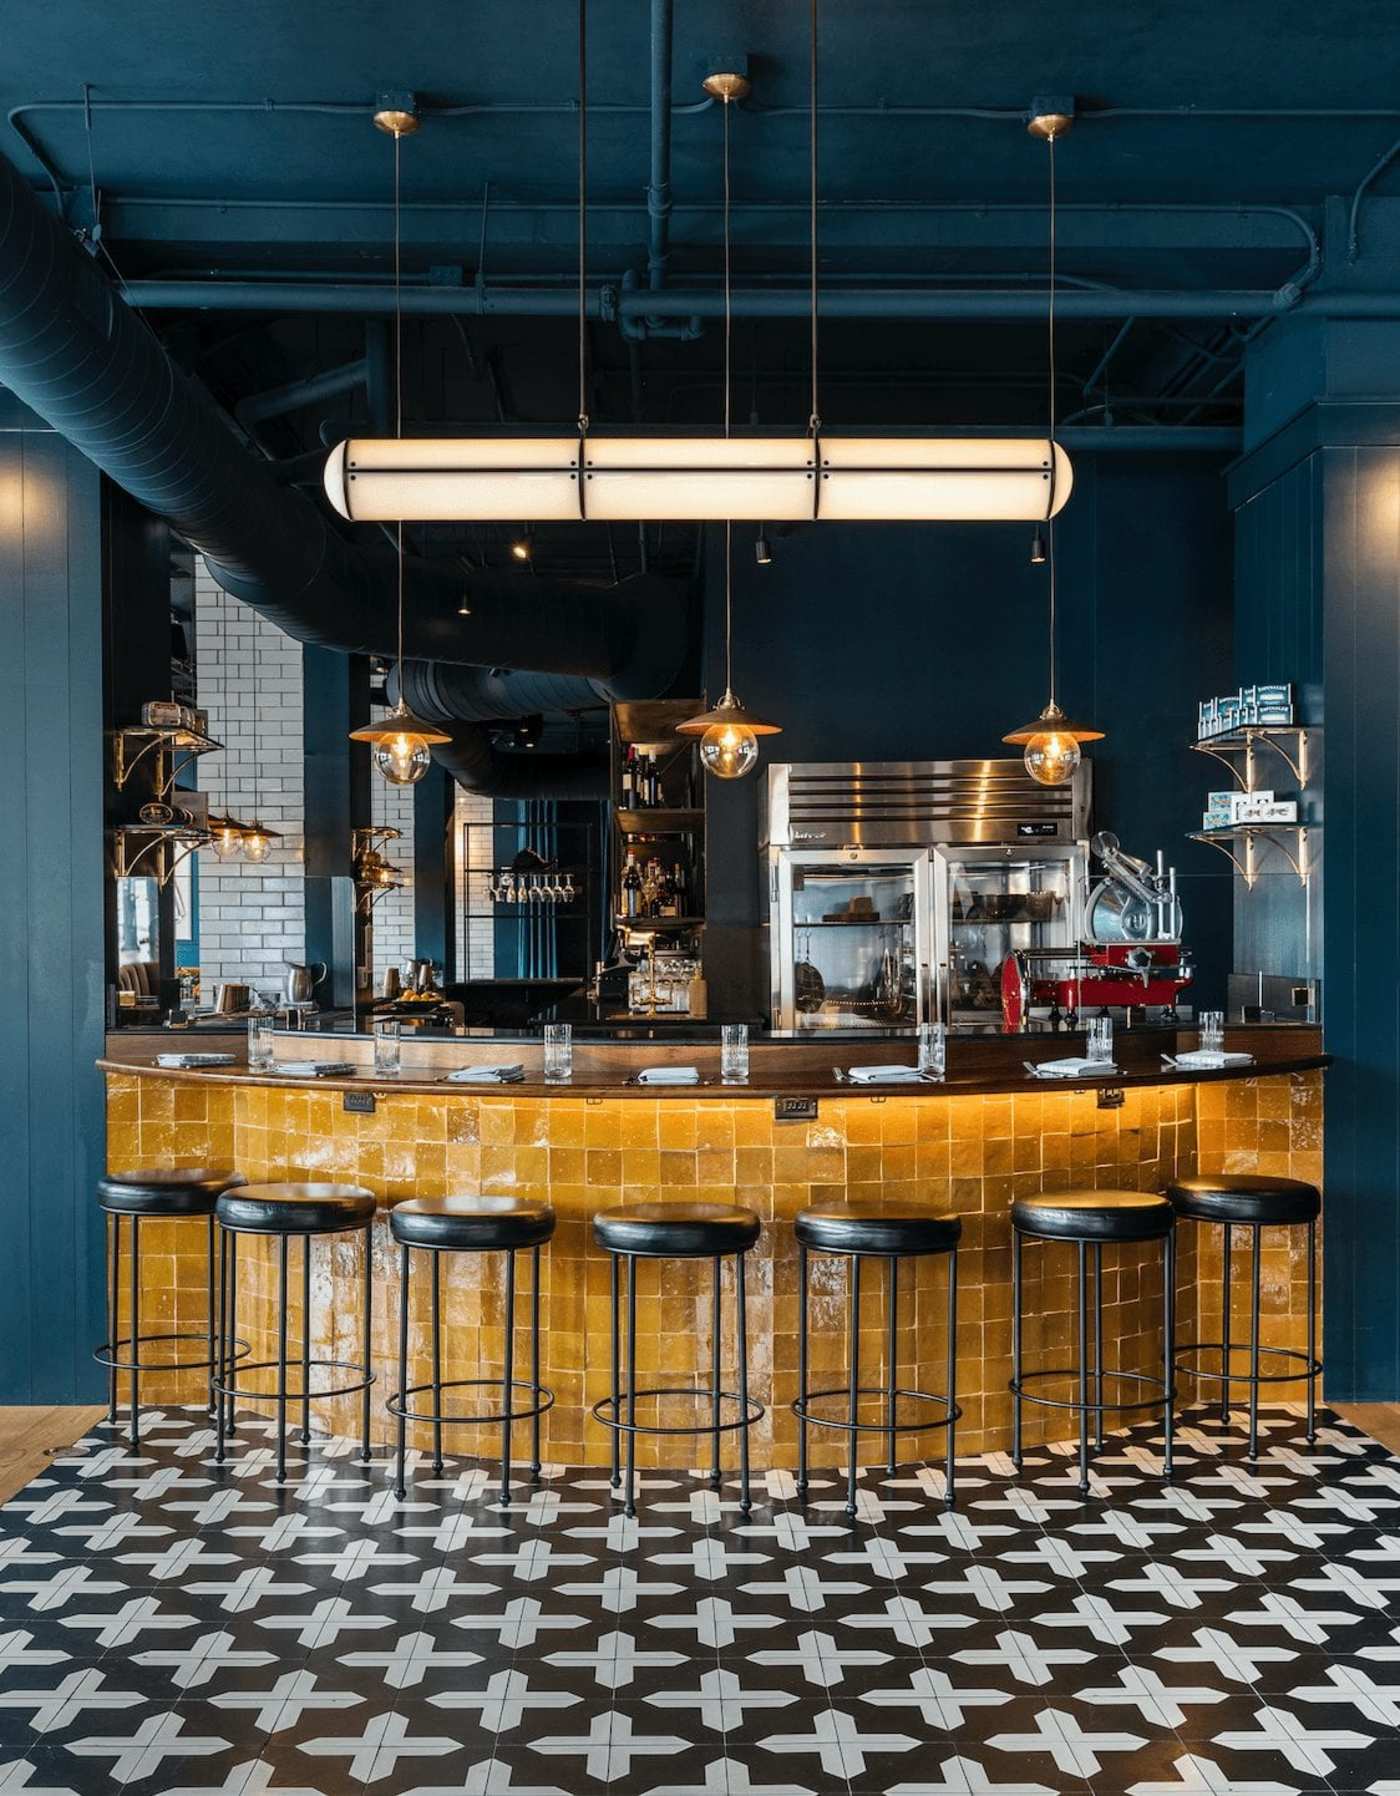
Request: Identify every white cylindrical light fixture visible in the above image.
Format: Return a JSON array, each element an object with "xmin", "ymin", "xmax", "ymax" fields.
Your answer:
[{"xmin": 323, "ymin": 436, "xmax": 1072, "ymax": 524}]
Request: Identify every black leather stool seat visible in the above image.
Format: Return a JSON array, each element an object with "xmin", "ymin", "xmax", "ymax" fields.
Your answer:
[
  {"xmin": 99, "ymin": 1168, "xmax": 245, "ymax": 1215},
  {"xmin": 1168, "ymin": 1174, "xmax": 1320, "ymax": 1227},
  {"xmin": 796, "ymin": 1203, "xmax": 961, "ymax": 1256},
  {"xmin": 391, "ymin": 1195, "xmax": 555, "ymax": 1252},
  {"xmin": 1013, "ymin": 1188, "xmax": 1175, "ymax": 1243},
  {"xmin": 593, "ymin": 1202, "xmax": 760, "ymax": 1257},
  {"xmin": 218, "ymin": 1183, "xmax": 376, "ymax": 1234}
]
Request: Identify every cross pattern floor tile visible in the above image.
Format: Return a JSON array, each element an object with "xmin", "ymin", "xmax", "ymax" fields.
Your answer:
[{"xmin": 0, "ymin": 1403, "xmax": 1395, "ymax": 1793}]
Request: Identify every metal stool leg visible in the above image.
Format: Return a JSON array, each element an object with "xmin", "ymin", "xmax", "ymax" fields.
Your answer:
[
  {"xmin": 1162, "ymin": 1228, "xmax": 1176, "ymax": 1480},
  {"xmin": 215, "ymin": 1226, "xmax": 228, "ymax": 1465},
  {"xmin": 360, "ymin": 1221, "xmax": 374, "ymax": 1463},
  {"xmin": 1305, "ymin": 1217, "xmax": 1318, "ymax": 1443},
  {"xmin": 1011, "ymin": 1229, "xmax": 1023, "ymax": 1471},
  {"xmin": 1220, "ymin": 1223, "xmax": 1232, "ymax": 1423},
  {"xmin": 1093, "ymin": 1242, "xmax": 1105, "ymax": 1451},
  {"xmin": 945, "ymin": 1247, "xmax": 958, "ymax": 1509},
  {"xmin": 107, "ymin": 1216, "xmax": 120, "ymax": 1426},
  {"xmin": 206, "ymin": 1214, "xmax": 218, "ymax": 1418},
  {"xmin": 609, "ymin": 1254, "xmax": 621, "ymax": 1491},
  {"xmin": 796, "ymin": 1243, "xmax": 810, "ymax": 1497},
  {"xmin": 624, "ymin": 1256, "xmax": 638, "ymax": 1519},
  {"xmin": 846, "ymin": 1255, "xmax": 862, "ymax": 1521},
  {"xmin": 128, "ymin": 1215, "xmax": 141, "ymax": 1446},
  {"xmin": 300, "ymin": 1237, "xmax": 312, "ymax": 1444},
  {"xmin": 736, "ymin": 1250, "xmax": 752, "ymax": 1516},
  {"xmin": 710, "ymin": 1255, "xmax": 723, "ymax": 1489},
  {"xmin": 430, "ymin": 1250, "xmax": 444, "ymax": 1476},
  {"xmin": 275, "ymin": 1235, "xmax": 290, "ymax": 1484},
  {"xmin": 1248, "ymin": 1226, "xmax": 1262, "ymax": 1460},
  {"xmin": 394, "ymin": 1243, "xmax": 410, "ymax": 1499},
  {"xmin": 886, "ymin": 1255, "xmax": 898, "ymax": 1478},
  {"xmin": 500, "ymin": 1250, "xmax": 517, "ymax": 1507},
  {"xmin": 1076, "ymin": 1239, "xmax": 1090, "ymax": 1497},
  {"xmin": 226, "ymin": 1235, "xmax": 239, "ymax": 1436},
  {"xmin": 531, "ymin": 1244, "xmax": 543, "ymax": 1479}
]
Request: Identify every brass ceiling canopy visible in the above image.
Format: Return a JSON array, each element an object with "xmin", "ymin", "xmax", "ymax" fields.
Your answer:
[
  {"xmin": 373, "ymin": 90, "xmax": 420, "ymax": 136},
  {"xmin": 1026, "ymin": 94, "xmax": 1075, "ymax": 141},
  {"xmin": 702, "ymin": 69, "xmax": 752, "ymax": 103}
]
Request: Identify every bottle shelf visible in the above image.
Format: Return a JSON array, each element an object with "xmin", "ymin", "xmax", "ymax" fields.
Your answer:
[
  {"xmin": 614, "ymin": 915, "xmax": 705, "ymax": 932},
  {"xmin": 616, "ymin": 808, "xmax": 704, "ymax": 834}
]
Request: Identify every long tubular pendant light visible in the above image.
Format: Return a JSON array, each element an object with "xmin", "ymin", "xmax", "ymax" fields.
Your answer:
[
  {"xmin": 321, "ymin": 40, "xmax": 1073, "ymax": 527},
  {"xmin": 1003, "ymin": 109, "xmax": 1102, "ymax": 787}
]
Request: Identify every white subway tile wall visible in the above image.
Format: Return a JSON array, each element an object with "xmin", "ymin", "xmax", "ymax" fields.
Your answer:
[
  {"xmin": 455, "ymin": 786, "xmax": 495, "ymax": 978},
  {"xmin": 193, "ymin": 564, "xmax": 306, "ymax": 997},
  {"xmin": 368, "ymin": 706, "xmax": 416, "ymax": 986}
]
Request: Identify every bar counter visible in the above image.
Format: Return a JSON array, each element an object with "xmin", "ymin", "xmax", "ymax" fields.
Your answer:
[{"xmin": 100, "ymin": 1025, "xmax": 1325, "ymax": 1468}]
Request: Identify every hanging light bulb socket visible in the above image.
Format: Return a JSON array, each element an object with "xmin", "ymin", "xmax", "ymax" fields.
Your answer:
[
  {"xmin": 1029, "ymin": 528, "xmax": 1047, "ymax": 565},
  {"xmin": 754, "ymin": 528, "xmax": 772, "ymax": 566},
  {"xmin": 351, "ymin": 698, "xmax": 452, "ymax": 788},
  {"xmin": 1003, "ymin": 699, "xmax": 1104, "ymax": 788}
]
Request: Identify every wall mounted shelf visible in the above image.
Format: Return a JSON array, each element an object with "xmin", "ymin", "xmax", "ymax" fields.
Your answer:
[
  {"xmin": 111, "ymin": 723, "xmax": 222, "ymax": 796},
  {"xmin": 112, "ymin": 822, "xmax": 211, "ymax": 887},
  {"xmin": 1188, "ymin": 824, "xmax": 1309, "ymax": 887},
  {"xmin": 1190, "ymin": 724, "xmax": 1309, "ymax": 790}
]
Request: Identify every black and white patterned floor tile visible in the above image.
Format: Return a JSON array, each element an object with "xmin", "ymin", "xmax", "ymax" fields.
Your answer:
[{"xmin": 2, "ymin": 1405, "xmax": 1399, "ymax": 1794}]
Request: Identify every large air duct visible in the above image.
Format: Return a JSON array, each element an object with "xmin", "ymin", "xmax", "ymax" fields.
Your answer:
[{"xmin": 0, "ymin": 146, "xmax": 689, "ymax": 698}]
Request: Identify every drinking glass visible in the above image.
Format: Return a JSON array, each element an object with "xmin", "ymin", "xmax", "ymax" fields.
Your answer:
[
  {"xmin": 720, "ymin": 1023, "xmax": 750, "ymax": 1084},
  {"xmin": 1199, "ymin": 1010, "xmax": 1225, "ymax": 1053},
  {"xmin": 544, "ymin": 1023, "xmax": 573, "ymax": 1083},
  {"xmin": 247, "ymin": 1014, "xmax": 274, "ymax": 1071},
  {"xmin": 374, "ymin": 1018, "xmax": 402, "ymax": 1077},
  {"xmin": 917, "ymin": 1021, "xmax": 946, "ymax": 1080},
  {"xmin": 1086, "ymin": 1016, "xmax": 1114, "ymax": 1064}
]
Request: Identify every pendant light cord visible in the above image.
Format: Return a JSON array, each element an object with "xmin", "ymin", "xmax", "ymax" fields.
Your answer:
[
  {"xmin": 577, "ymin": 0, "xmax": 589, "ymax": 433},
  {"xmin": 724, "ymin": 519, "xmax": 734, "ymax": 696},
  {"xmin": 393, "ymin": 124, "xmax": 406, "ymax": 687},
  {"xmin": 1047, "ymin": 128, "xmax": 1057, "ymax": 711},
  {"xmin": 808, "ymin": 0, "xmax": 821, "ymax": 434},
  {"xmin": 723, "ymin": 94, "xmax": 732, "ymax": 439}
]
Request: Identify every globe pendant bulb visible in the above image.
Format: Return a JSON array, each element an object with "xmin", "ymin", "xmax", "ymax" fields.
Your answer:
[
  {"xmin": 210, "ymin": 824, "xmax": 243, "ymax": 861},
  {"xmin": 242, "ymin": 828, "xmax": 272, "ymax": 864},
  {"xmin": 1023, "ymin": 727, "xmax": 1082, "ymax": 788},
  {"xmin": 700, "ymin": 719, "xmax": 759, "ymax": 780},
  {"xmin": 375, "ymin": 730, "xmax": 432, "ymax": 785}
]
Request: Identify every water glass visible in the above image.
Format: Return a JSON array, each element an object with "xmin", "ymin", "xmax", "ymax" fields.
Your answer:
[
  {"xmin": 1198, "ymin": 1009, "xmax": 1225, "ymax": 1053},
  {"xmin": 1086, "ymin": 1016, "xmax": 1114, "ymax": 1064},
  {"xmin": 247, "ymin": 1014, "xmax": 274, "ymax": 1072},
  {"xmin": 720, "ymin": 1023, "xmax": 750, "ymax": 1084},
  {"xmin": 544, "ymin": 1023, "xmax": 573, "ymax": 1084},
  {"xmin": 918, "ymin": 1021, "xmax": 946, "ymax": 1080},
  {"xmin": 374, "ymin": 1018, "xmax": 402, "ymax": 1078}
]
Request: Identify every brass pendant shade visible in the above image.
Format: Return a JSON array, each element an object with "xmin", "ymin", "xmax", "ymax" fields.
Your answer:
[
  {"xmin": 1002, "ymin": 700, "xmax": 1103, "ymax": 747},
  {"xmin": 349, "ymin": 700, "xmax": 453, "ymax": 748},
  {"xmin": 676, "ymin": 690, "xmax": 782, "ymax": 739}
]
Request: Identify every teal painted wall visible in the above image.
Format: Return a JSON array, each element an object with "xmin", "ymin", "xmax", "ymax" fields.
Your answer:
[{"xmin": 0, "ymin": 399, "xmax": 107, "ymax": 1400}]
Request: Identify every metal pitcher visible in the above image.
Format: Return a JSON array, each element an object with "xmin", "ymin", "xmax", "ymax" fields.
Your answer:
[{"xmin": 283, "ymin": 960, "xmax": 327, "ymax": 1005}]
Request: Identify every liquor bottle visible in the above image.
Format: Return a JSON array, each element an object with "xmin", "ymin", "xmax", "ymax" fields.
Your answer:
[
  {"xmin": 622, "ymin": 851, "xmax": 642, "ymax": 919},
  {"xmin": 621, "ymin": 744, "xmax": 635, "ymax": 807},
  {"xmin": 672, "ymin": 858, "xmax": 687, "ymax": 909}
]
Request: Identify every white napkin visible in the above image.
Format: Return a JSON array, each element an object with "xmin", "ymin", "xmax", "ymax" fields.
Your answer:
[
  {"xmin": 636, "ymin": 1065, "xmax": 701, "ymax": 1085},
  {"xmin": 442, "ymin": 1063, "xmax": 526, "ymax": 1083},
  {"xmin": 156, "ymin": 1052, "xmax": 235, "ymax": 1068},
  {"xmin": 1030, "ymin": 1056, "xmax": 1119, "ymax": 1079},
  {"xmin": 276, "ymin": 1060, "xmax": 357, "ymax": 1078},
  {"xmin": 1167, "ymin": 1049, "xmax": 1255, "ymax": 1070},
  {"xmin": 847, "ymin": 1064, "xmax": 924, "ymax": 1084}
]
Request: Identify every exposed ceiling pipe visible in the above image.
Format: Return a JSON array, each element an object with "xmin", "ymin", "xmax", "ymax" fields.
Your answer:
[
  {"xmin": 646, "ymin": 0, "xmax": 675, "ymax": 291},
  {"xmin": 0, "ymin": 144, "xmax": 690, "ymax": 692},
  {"xmin": 426, "ymin": 719, "xmax": 610, "ymax": 800},
  {"xmin": 234, "ymin": 355, "xmax": 368, "ymax": 426}
]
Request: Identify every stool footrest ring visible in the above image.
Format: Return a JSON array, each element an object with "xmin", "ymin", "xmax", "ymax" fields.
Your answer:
[
  {"xmin": 592, "ymin": 1385, "xmax": 763, "ymax": 1439},
  {"xmin": 1175, "ymin": 1340, "xmax": 1323, "ymax": 1388},
  {"xmin": 1011, "ymin": 1365, "xmax": 1175, "ymax": 1417},
  {"xmin": 212, "ymin": 1355, "xmax": 374, "ymax": 1407},
  {"xmin": 386, "ymin": 1376, "xmax": 555, "ymax": 1429},
  {"xmin": 96, "ymin": 1332, "xmax": 250, "ymax": 1376},
  {"xmin": 793, "ymin": 1384, "xmax": 960, "ymax": 1437}
]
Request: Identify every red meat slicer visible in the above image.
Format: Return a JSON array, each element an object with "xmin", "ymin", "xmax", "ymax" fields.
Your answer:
[{"xmin": 1001, "ymin": 831, "xmax": 1194, "ymax": 1032}]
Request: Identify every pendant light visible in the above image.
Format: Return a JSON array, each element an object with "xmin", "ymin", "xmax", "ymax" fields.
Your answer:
[
  {"xmin": 348, "ymin": 99, "xmax": 450, "ymax": 787},
  {"xmin": 677, "ymin": 59, "xmax": 780, "ymax": 778},
  {"xmin": 1003, "ymin": 110, "xmax": 1101, "ymax": 788}
]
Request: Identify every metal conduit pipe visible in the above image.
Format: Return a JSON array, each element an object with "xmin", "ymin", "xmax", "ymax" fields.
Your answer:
[
  {"xmin": 387, "ymin": 667, "xmax": 611, "ymax": 798},
  {"xmin": 0, "ymin": 145, "xmax": 690, "ymax": 691},
  {"xmin": 235, "ymin": 356, "xmax": 368, "ymax": 426}
]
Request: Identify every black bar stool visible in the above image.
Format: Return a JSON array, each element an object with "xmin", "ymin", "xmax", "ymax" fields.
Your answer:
[
  {"xmin": 212, "ymin": 1183, "xmax": 377, "ymax": 1483},
  {"xmin": 792, "ymin": 1202, "xmax": 962, "ymax": 1518},
  {"xmin": 95, "ymin": 1168, "xmax": 247, "ymax": 1444},
  {"xmin": 1167, "ymin": 1173, "xmax": 1322, "ymax": 1456},
  {"xmin": 387, "ymin": 1196, "xmax": 556, "ymax": 1506},
  {"xmin": 1011, "ymin": 1189, "xmax": 1177, "ymax": 1497},
  {"xmin": 592, "ymin": 1202, "xmax": 763, "ymax": 1520}
]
